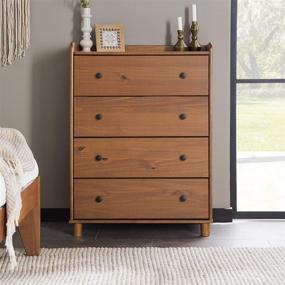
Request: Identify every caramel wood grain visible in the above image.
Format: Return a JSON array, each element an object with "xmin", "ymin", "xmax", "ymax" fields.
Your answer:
[
  {"xmin": 74, "ymin": 56, "xmax": 209, "ymax": 96},
  {"xmin": 74, "ymin": 138, "xmax": 208, "ymax": 178},
  {"xmin": 0, "ymin": 207, "xmax": 5, "ymax": 241},
  {"xmin": 208, "ymin": 43, "xmax": 213, "ymax": 220},
  {"xmin": 70, "ymin": 42, "xmax": 75, "ymax": 220},
  {"xmin": 70, "ymin": 43, "xmax": 213, "ymax": 232},
  {"xmin": 74, "ymin": 97, "xmax": 208, "ymax": 137},
  {"xmin": 19, "ymin": 177, "xmax": 40, "ymax": 223},
  {"xmin": 0, "ymin": 177, "xmax": 40, "ymax": 254},
  {"xmin": 200, "ymin": 223, "xmax": 210, "ymax": 237},
  {"xmin": 74, "ymin": 179, "xmax": 209, "ymax": 219},
  {"xmin": 74, "ymin": 43, "xmax": 211, "ymax": 55},
  {"xmin": 19, "ymin": 177, "xmax": 41, "ymax": 256},
  {"xmin": 19, "ymin": 208, "xmax": 40, "ymax": 255},
  {"xmin": 70, "ymin": 219, "xmax": 212, "ymax": 224},
  {"xmin": 73, "ymin": 223, "xmax": 83, "ymax": 237}
]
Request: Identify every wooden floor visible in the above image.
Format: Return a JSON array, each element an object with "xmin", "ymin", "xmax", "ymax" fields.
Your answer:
[{"xmin": 1, "ymin": 220, "xmax": 284, "ymax": 249}]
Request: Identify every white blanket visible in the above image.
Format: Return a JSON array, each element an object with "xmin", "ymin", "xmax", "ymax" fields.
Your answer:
[
  {"xmin": 0, "ymin": 128, "xmax": 37, "ymax": 268},
  {"xmin": 0, "ymin": 160, "xmax": 39, "ymax": 207}
]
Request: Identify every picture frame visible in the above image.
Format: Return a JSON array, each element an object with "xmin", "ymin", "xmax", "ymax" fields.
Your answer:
[{"xmin": 95, "ymin": 24, "xmax": 125, "ymax": 52}]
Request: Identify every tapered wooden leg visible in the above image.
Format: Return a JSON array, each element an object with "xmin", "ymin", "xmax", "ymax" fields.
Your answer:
[
  {"xmin": 19, "ymin": 206, "xmax": 40, "ymax": 256},
  {"xmin": 200, "ymin": 223, "xmax": 210, "ymax": 237},
  {"xmin": 73, "ymin": 223, "xmax": 83, "ymax": 237}
]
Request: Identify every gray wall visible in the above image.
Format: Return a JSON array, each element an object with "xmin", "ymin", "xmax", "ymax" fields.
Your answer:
[{"xmin": 0, "ymin": 0, "xmax": 230, "ymax": 208}]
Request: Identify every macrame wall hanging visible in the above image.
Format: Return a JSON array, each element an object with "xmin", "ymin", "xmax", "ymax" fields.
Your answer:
[{"xmin": 0, "ymin": 0, "xmax": 30, "ymax": 66}]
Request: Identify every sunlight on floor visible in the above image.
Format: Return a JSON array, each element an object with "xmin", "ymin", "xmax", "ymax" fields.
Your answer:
[{"xmin": 237, "ymin": 152, "xmax": 285, "ymax": 211}]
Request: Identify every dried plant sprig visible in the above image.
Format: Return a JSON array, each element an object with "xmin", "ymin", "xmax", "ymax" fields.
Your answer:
[{"xmin": 80, "ymin": 0, "xmax": 90, "ymax": 8}]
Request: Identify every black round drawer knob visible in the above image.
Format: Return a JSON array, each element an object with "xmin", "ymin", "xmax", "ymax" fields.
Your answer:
[
  {"xmin": 179, "ymin": 113, "xmax": 187, "ymax": 120},
  {"xmin": 95, "ymin": 155, "xmax": 103, "ymax": 161},
  {"xmin": 179, "ymin": 72, "xmax": 187, "ymax": 79},
  {"xmin": 180, "ymin": 154, "xmax": 187, "ymax": 161},
  {"xmin": 95, "ymin": 113, "xmax": 103, "ymax": 120},
  {"xmin": 95, "ymin": 72, "xmax": 103, "ymax": 79},
  {"xmin": 179, "ymin": 195, "xmax": 187, "ymax": 202},
  {"xmin": 95, "ymin": 196, "xmax": 103, "ymax": 203}
]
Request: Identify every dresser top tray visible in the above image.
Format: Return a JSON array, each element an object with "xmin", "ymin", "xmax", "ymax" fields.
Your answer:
[{"xmin": 72, "ymin": 43, "xmax": 212, "ymax": 56}]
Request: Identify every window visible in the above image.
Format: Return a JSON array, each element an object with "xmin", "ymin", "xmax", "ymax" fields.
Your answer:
[{"xmin": 231, "ymin": 0, "xmax": 285, "ymax": 216}]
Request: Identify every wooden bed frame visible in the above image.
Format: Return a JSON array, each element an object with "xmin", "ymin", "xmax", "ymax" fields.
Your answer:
[{"xmin": 0, "ymin": 176, "xmax": 40, "ymax": 256}]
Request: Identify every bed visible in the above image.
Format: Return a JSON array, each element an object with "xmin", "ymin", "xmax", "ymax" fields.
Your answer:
[{"xmin": 0, "ymin": 161, "xmax": 40, "ymax": 256}]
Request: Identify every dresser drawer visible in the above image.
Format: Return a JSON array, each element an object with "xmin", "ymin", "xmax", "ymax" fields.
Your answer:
[
  {"xmin": 74, "ymin": 138, "xmax": 208, "ymax": 178},
  {"xmin": 74, "ymin": 179, "xmax": 209, "ymax": 219},
  {"xmin": 74, "ymin": 56, "xmax": 209, "ymax": 96},
  {"xmin": 74, "ymin": 97, "xmax": 209, "ymax": 137}
]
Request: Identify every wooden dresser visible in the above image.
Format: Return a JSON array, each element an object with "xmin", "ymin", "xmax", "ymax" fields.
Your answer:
[{"xmin": 70, "ymin": 43, "xmax": 212, "ymax": 237}]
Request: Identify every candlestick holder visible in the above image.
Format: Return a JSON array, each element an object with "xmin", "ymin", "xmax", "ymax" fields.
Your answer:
[
  {"xmin": 174, "ymin": 30, "xmax": 188, "ymax": 52},
  {"xmin": 189, "ymin": 21, "xmax": 201, "ymax": 51}
]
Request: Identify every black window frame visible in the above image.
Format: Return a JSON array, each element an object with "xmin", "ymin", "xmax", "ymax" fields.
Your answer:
[{"xmin": 230, "ymin": 0, "xmax": 285, "ymax": 218}]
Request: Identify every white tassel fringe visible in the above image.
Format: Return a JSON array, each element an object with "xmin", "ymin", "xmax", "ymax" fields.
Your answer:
[{"xmin": 0, "ymin": 0, "xmax": 31, "ymax": 66}]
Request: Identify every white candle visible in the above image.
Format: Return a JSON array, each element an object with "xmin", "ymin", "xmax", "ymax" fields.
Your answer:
[
  {"xmin": 192, "ymin": 4, "xmax": 197, "ymax": 21},
  {"xmin": 177, "ymin": 17, "xmax": 183, "ymax": 30}
]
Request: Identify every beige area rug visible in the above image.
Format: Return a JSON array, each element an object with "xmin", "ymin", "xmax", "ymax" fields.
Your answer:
[{"xmin": 1, "ymin": 247, "xmax": 285, "ymax": 285}]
